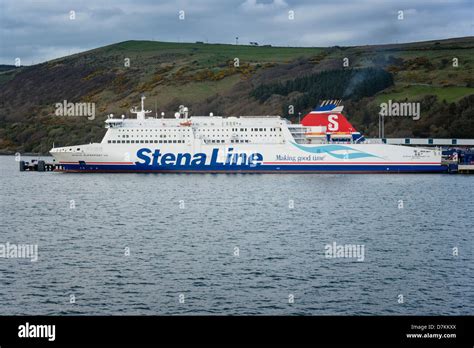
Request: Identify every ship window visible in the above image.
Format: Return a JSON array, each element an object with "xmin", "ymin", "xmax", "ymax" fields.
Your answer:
[
  {"xmin": 131, "ymin": 140, "xmax": 135, "ymax": 143},
  {"xmin": 173, "ymin": 140, "xmax": 177, "ymax": 143},
  {"xmin": 108, "ymin": 140, "xmax": 111, "ymax": 143},
  {"xmin": 140, "ymin": 140, "xmax": 144, "ymax": 143},
  {"xmin": 154, "ymin": 140, "xmax": 158, "ymax": 143},
  {"xmin": 112, "ymin": 140, "xmax": 116, "ymax": 143},
  {"xmin": 159, "ymin": 140, "xmax": 162, "ymax": 143}
]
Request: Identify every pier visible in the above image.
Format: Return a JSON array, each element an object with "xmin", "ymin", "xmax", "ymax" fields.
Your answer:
[
  {"xmin": 458, "ymin": 164, "xmax": 474, "ymax": 174},
  {"xmin": 19, "ymin": 160, "xmax": 57, "ymax": 172},
  {"xmin": 382, "ymin": 138, "xmax": 474, "ymax": 146}
]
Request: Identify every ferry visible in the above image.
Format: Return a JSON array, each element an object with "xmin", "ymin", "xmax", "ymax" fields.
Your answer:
[{"xmin": 50, "ymin": 97, "xmax": 445, "ymax": 173}]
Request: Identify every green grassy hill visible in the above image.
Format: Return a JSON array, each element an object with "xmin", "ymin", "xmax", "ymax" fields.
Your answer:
[{"xmin": 0, "ymin": 37, "xmax": 473, "ymax": 153}]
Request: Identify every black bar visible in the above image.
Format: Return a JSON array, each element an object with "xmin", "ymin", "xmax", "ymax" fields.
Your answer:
[{"xmin": 0, "ymin": 316, "xmax": 472, "ymax": 346}]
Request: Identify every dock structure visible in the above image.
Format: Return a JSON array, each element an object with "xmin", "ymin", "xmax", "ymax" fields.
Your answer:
[
  {"xmin": 19, "ymin": 160, "xmax": 56, "ymax": 172},
  {"xmin": 458, "ymin": 165, "xmax": 474, "ymax": 174},
  {"xmin": 382, "ymin": 138, "xmax": 474, "ymax": 147}
]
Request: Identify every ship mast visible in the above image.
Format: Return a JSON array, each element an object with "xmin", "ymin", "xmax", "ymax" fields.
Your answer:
[{"xmin": 130, "ymin": 95, "xmax": 152, "ymax": 120}]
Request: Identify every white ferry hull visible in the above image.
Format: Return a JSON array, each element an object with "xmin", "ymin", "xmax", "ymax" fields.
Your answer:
[{"xmin": 51, "ymin": 142, "xmax": 446, "ymax": 173}]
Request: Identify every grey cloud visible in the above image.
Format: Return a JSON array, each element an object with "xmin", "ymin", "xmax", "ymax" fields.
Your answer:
[{"xmin": 0, "ymin": 0, "xmax": 472, "ymax": 64}]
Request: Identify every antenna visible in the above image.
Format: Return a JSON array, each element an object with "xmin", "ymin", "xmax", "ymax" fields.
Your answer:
[{"xmin": 130, "ymin": 95, "xmax": 152, "ymax": 121}]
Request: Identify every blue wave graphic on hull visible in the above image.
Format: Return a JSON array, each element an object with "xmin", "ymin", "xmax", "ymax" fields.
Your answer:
[{"xmin": 292, "ymin": 143, "xmax": 379, "ymax": 159}]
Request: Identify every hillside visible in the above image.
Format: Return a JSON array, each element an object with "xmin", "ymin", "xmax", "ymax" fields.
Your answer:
[{"xmin": 1, "ymin": 37, "xmax": 473, "ymax": 154}]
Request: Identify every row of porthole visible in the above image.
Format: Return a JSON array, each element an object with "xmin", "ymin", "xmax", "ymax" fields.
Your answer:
[
  {"xmin": 116, "ymin": 127, "xmax": 281, "ymax": 132},
  {"xmin": 108, "ymin": 140, "xmax": 186, "ymax": 144}
]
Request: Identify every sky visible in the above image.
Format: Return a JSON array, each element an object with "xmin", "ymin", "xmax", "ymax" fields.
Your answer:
[{"xmin": 0, "ymin": 0, "xmax": 472, "ymax": 65}]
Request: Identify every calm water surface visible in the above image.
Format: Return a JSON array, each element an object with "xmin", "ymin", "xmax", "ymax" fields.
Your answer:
[{"xmin": 0, "ymin": 156, "xmax": 473, "ymax": 315}]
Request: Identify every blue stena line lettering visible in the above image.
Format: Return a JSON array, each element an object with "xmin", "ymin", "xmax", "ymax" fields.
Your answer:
[{"xmin": 136, "ymin": 148, "xmax": 264, "ymax": 167}]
